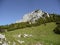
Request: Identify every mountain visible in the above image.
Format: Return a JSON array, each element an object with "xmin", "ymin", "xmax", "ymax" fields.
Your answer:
[{"xmin": 16, "ymin": 9, "xmax": 50, "ymax": 24}]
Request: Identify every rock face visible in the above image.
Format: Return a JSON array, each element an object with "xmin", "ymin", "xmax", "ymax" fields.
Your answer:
[
  {"xmin": 16, "ymin": 9, "xmax": 49, "ymax": 24},
  {"xmin": 0, "ymin": 34, "xmax": 5, "ymax": 39},
  {"xmin": 0, "ymin": 34, "xmax": 8, "ymax": 45}
]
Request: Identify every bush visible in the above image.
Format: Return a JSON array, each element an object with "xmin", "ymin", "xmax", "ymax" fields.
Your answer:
[
  {"xmin": 53, "ymin": 25, "xmax": 60, "ymax": 34},
  {"xmin": 53, "ymin": 28, "xmax": 60, "ymax": 34}
]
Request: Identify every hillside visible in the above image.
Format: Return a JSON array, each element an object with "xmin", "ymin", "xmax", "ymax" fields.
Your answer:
[{"xmin": 2, "ymin": 22, "xmax": 60, "ymax": 45}]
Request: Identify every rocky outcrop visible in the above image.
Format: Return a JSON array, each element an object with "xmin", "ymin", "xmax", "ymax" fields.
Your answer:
[{"xmin": 16, "ymin": 9, "xmax": 49, "ymax": 24}]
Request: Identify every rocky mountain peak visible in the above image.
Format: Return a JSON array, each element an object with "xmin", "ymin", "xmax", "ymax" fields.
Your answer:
[{"xmin": 16, "ymin": 9, "xmax": 49, "ymax": 24}]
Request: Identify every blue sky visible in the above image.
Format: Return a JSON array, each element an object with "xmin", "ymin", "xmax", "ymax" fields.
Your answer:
[{"xmin": 0, "ymin": 0, "xmax": 60, "ymax": 25}]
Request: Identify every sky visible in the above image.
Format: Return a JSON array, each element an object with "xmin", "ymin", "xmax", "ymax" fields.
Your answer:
[{"xmin": 0, "ymin": 0, "xmax": 60, "ymax": 25}]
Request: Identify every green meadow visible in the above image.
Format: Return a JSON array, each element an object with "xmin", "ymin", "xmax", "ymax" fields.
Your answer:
[{"xmin": 2, "ymin": 22, "xmax": 60, "ymax": 45}]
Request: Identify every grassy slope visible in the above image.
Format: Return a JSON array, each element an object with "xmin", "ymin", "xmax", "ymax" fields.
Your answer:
[{"xmin": 3, "ymin": 22, "xmax": 60, "ymax": 45}]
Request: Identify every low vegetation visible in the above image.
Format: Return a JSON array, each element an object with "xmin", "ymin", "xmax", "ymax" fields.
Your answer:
[{"xmin": 3, "ymin": 22, "xmax": 60, "ymax": 45}]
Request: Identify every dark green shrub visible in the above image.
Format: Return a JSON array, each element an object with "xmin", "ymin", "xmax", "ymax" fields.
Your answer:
[{"xmin": 53, "ymin": 27, "xmax": 60, "ymax": 34}]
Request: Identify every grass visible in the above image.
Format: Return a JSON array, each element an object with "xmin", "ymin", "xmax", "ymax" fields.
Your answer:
[{"xmin": 2, "ymin": 22, "xmax": 60, "ymax": 45}]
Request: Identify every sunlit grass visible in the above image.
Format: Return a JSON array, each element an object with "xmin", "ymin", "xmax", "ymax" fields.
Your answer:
[{"xmin": 3, "ymin": 22, "xmax": 60, "ymax": 45}]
